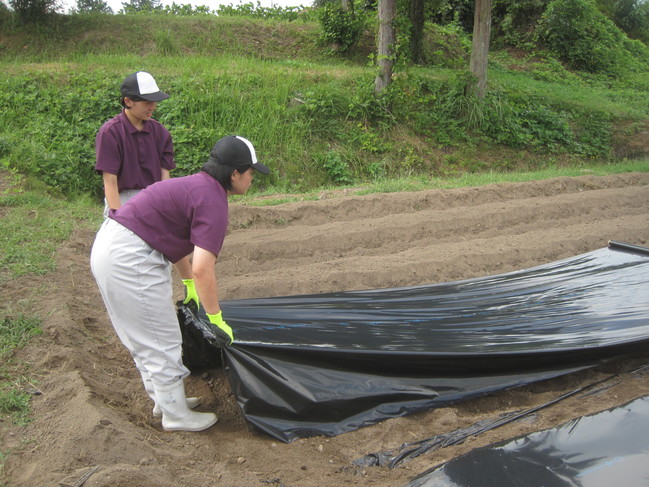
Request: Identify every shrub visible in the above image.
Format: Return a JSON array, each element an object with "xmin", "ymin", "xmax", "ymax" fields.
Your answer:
[
  {"xmin": 492, "ymin": 0, "xmax": 550, "ymax": 48},
  {"xmin": 536, "ymin": 0, "xmax": 649, "ymax": 75},
  {"xmin": 316, "ymin": 150, "xmax": 353, "ymax": 184},
  {"xmin": 318, "ymin": 4, "xmax": 366, "ymax": 52},
  {"xmin": 420, "ymin": 22, "xmax": 470, "ymax": 68},
  {"xmin": 9, "ymin": 0, "xmax": 59, "ymax": 24},
  {"xmin": 216, "ymin": 1, "xmax": 307, "ymax": 21}
]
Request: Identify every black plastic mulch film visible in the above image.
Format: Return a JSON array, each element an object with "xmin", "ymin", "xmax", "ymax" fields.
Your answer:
[
  {"xmin": 177, "ymin": 241, "xmax": 649, "ymax": 444},
  {"xmin": 404, "ymin": 394, "xmax": 649, "ymax": 487}
]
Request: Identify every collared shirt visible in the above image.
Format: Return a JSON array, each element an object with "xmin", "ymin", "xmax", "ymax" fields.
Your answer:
[
  {"xmin": 111, "ymin": 172, "xmax": 228, "ymax": 263},
  {"xmin": 95, "ymin": 110, "xmax": 175, "ymax": 191}
]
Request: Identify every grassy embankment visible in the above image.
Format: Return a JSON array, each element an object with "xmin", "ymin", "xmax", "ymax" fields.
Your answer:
[{"xmin": 1, "ymin": 11, "xmax": 649, "ymax": 439}]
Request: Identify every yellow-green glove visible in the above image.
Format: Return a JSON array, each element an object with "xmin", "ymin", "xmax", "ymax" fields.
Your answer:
[
  {"xmin": 206, "ymin": 311, "xmax": 234, "ymax": 345},
  {"xmin": 182, "ymin": 279, "xmax": 199, "ymax": 310}
]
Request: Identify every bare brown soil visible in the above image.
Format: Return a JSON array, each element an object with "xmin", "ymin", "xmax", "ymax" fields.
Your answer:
[{"xmin": 2, "ymin": 173, "xmax": 649, "ymax": 487}]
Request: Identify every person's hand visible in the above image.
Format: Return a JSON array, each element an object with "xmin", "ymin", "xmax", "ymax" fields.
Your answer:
[
  {"xmin": 206, "ymin": 311, "xmax": 234, "ymax": 345},
  {"xmin": 182, "ymin": 279, "xmax": 199, "ymax": 311}
]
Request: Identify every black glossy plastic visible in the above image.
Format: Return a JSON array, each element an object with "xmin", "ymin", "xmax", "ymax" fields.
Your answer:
[
  {"xmin": 405, "ymin": 394, "xmax": 649, "ymax": 487},
  {"xmin": 178, "ymin": 244, "xmax": 649, "ymax": 442}
]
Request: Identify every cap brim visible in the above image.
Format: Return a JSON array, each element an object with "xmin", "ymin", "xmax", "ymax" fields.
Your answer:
[
  {"xmin": 253, "ymin": 162, "xmax": 270, "ymax": 174},
  {"xmin": 138, "ymin": 91, "xmax": 170, "ymax": 102}
]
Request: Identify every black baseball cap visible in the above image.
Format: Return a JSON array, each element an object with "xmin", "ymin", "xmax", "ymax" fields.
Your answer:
[
  {"xmin": 210, "ymin": 136, "xmax": 270, "ymax": 174},
  {"xmin": 120, "ymin": 71, "xmax": 170, "ymax": 102}
]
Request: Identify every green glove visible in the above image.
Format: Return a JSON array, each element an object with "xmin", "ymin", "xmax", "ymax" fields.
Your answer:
[
  {"xmin": 206, "ymin": 311, "xmax": 234, "ymax": 345},
  {"xmin": 182, "ymin": 279, "xmax": 199, "ymax": 310}
]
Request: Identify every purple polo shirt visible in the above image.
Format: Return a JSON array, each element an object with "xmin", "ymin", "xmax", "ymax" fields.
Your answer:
[
  {"xmin": 95, "ymin": 110, "xmax": 175, "ymax": 191},
  {"xmin": 111, "ymin": 172, "xmax": 228, "ymax": 263}
]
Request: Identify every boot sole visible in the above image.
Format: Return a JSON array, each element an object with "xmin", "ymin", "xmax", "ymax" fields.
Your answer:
[{"xmin": 162, "ymin": 415, "xmax": 218, "ymax": 432}]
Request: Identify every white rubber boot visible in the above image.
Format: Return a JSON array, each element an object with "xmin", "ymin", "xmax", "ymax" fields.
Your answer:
[
  {"xmin": 154, "ymin": 379, "xmax": 218, "ymax": 432},
  {"xmin": 140, "ymin": 370, "xmax": 200, "ymax": 417}
]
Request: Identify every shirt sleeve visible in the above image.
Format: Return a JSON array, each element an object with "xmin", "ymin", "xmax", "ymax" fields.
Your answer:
[
  {"xmin": 95, "ymin": 125, "xmax": 123, "ymax": 176},
  {"xmin": 159, "ymin": 126, "xmax": 176, "ymax": 171},
  {"xmin": 190, "ymin": 202, "xmax": 228, "ymax": 257}
]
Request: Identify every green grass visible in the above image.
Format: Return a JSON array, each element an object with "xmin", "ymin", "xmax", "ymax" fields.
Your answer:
[
  {"xmin": 491, "ymin": 68, "xmax": 649, "ymax": 119},
  {"xmin": 3, "ymin": 56, "xmax": 648, "ymax": 198},
  {"xmin": 235, "ymin": 158, "xmax": 649, "ymax": 205},
  {"xmin": 0, "ymin": 190, "xmax": 102, "ymax": 283},
  {"xmin": 0, "ymin": 313, "xmax": 41, "ymax": 360},
  {"xmin": 3, "ymin": 12, "xmax": 649, "ymax": 199},
  {"xmin": 0, "ymin": 311, "xmax": 42, "ymax": 426},
  {"xmin": 0, "ymin": 13, "xmax": 330, "ymax": 62}
]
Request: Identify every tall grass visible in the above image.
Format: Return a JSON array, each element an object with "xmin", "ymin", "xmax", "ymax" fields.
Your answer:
[
  {"xmin": 0, "ymin": 13, "xmax": 326, "ymax": 61},
  {"xmin": 2, "ymin": 14, "xmax": 649, "ymax": 199},
  {"xmin": 0, "ymin": 56, "xmax": 374, "ymax": 196}
]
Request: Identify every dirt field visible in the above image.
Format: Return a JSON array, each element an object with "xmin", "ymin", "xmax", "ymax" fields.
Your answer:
[{"xmin": 2, "ymin": 172, "xmax": 649, "ymax": 487}]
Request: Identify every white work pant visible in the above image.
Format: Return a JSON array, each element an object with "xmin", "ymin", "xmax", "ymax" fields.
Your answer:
[
  {"xmin": 102, "ymin": 189, "xmax": 141, "ymax": 218},
  {"xmin": 90, "ymin": 218, "xmax": 189, "ymax": 387}
]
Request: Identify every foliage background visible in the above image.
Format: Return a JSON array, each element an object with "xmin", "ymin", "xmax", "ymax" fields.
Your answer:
[{"xmin": 0, "ymin": 0, "xmax": 649, "ymax": 199}]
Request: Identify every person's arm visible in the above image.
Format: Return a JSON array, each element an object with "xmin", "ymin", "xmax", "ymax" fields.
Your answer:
[
  {"xmin": 175, "ymin": 255, "xmax": 192, "ymax": 279},
  {"xmin": 192, "ymin": 246, "xmax": 233, "ymax": 344},
  {"xmin": 102, "ymin": 172, "xmax": 121, "ymax": 211},
  {"xmin": 161, "ymin": 168, "xmax": 171, "ymax": 181},
  {"xmin": 191, "ymin": 246, "xmax": 220, "ymax": 314}
]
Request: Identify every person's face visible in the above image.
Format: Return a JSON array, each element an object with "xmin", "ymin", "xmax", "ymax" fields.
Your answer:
[
  {"xmin": 230, "ymin": 168, "xmax": 254, "ymax": 195},
  {"xmin": 125, "ymin": 98, "xmax": 158, "ymax": 122}
]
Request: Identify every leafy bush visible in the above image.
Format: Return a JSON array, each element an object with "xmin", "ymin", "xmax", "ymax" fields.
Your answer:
[
  {"xmin": 316, "ymin": 150, "xmax": 353, "ymax": 184},
  {"xmin": 0, "ymin": 74, "xmax": 101, "ymax": 197},
  {"xmin": 161, "ymin": 3, "xmax": 213, "ymax": 15},
  {"xmin": 492, "ymin": 0, "xmax": 550, "ymax": 48},
  {"xmin": 536, "ymin": 0, "xmax": 649, "ymax": 75},
  {"xmin": 318, "ymin": 4, "xmax": 366, "ymax": 51},
  {"xmin": 427, "ymin": 0, "xmax": 475, "ymax": 34},
  {"xmin": 420, "ymin": 21, "xmax": 470, "ymax": 68},
  {"xmin": 598, "ymin": 0, "xmax": 649, "ymax": 44},
  {"xmin": 216, "ymin": 1, "xmax": 308, "ymax": 21},
  {"xmin": 120, "ymin": 0, "xmax": 162, "ymax": 14},
  {"xmin": 9, "ymin": 0, "xmax": 59, "ymax": 24},
  {"xmin": 73, "ymin": 0, "xmax": 113, "ymax": 15}
]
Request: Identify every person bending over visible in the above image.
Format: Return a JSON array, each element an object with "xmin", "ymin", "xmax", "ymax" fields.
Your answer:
[{"xmin": 91, "ymin": 135, "xmax": 269, "ymax": 432}]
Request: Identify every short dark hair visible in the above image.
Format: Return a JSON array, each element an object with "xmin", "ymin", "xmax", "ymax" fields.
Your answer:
[
  {"xmin": 120, "ymin": 95, "xmax": 146, "ymax": 109},
  {"xmin": 201, "ymin": 160, "xmax": 251, "ymax": 191}
]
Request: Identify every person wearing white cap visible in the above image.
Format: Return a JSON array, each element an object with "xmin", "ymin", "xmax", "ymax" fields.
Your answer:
[
  {"xmin": 95, "ymin": 71, "xmax": 175, "ymax": 218},
  {"xmin": 90, "ymin": 135, "xmax": 269, "ymax": 432}
]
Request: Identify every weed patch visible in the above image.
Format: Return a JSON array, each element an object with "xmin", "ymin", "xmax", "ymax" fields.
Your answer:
[{"xmin": 0, "ymin": 312, "xmax": 41, "ymax": 426}]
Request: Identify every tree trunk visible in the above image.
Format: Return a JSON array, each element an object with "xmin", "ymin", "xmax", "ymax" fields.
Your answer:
[
  {"xmin": 409, "ymin": 0, "xmax": 425, "ymax": 64},
  {"xmin": 375, "ymin": 0, "xmax": 396, "ymax": 94},
  {"xmin": 468, "ymin": 0, "xmax": 492, "ymax": 98}
]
